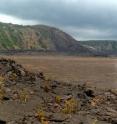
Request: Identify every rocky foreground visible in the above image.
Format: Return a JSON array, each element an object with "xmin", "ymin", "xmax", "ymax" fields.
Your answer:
[{"xmin": 0, "ymin": 58, "xmax": 116, "ymax": 124}]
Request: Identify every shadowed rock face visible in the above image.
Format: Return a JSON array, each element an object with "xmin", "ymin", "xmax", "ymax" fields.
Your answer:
[
  {"xmin": 0, "ymin": 22, "xmax": 94, "ymax": 55},
  {"xmin": 80, "ymin": 40, "xmax": 117, "ymax": 55},
  {"xmin": 0, "ymin": 58, "xmax": 44, "ymax": 84}
]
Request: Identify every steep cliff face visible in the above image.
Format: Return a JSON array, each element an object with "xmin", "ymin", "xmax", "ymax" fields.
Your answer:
[
  {"xmin": 80, "ymin": 40, "xmax": 117, "ymax": 52},
  {"xmin": 0, "ymin": 22, "xmax": 93, "ymax": 55}
]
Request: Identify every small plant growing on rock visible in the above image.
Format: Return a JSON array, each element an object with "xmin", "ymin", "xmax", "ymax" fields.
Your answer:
[
  {"xmin": 36, "ymin": 110, "xmax": 46, "ymax": 124},
  {"xmin": 55, "ymin": 95, "xmax": 62, "ymax": 104},
  {"xmin": 0, "ymin": 88, "xmax": 5, "ymax": 100},
  {"xmin": 92, "ymin": 118, "xmax": 98, "ymax": 124},
  {"xmin": 42, "ymin": 79, "xmax": 51, "ymax": 92},
  {"xmin": 9, "ymin": 72, "xmax": 17, "ymax": 81},
  {"xmin": 0, "ymin": 76, "xmax": 5, "ymax": 101},
  {"xmin": 0, "ymin": 76, "xmax": 5, "ymax": 86},
  {"xmin": 62, "ymin": 98, "xmax": 78, "ymax": 114},
  {"xmin": 19, "ymin": 89, "xmax": 29, "ymax": 103},
  {"xmin": 35, "ymin": 107, "xmax": 49, "ymax": 124}
]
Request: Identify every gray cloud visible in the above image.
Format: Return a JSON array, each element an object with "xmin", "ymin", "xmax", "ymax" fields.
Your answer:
[{"xmin": 0, "ymin": 0, "xmax": 117, "ymax": 40}]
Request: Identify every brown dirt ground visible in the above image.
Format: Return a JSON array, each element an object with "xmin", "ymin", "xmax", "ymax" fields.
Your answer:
[
  {"xmin": 0, "ymin": 56, "xmax": 117, "ymax": 88},
  {"xmin": 2, "ymin": 55, "xmax": 117, "ymax": 89},
  {"xmin": 0, "ymin": 57, "xmax": 116, "ymax": 124}
]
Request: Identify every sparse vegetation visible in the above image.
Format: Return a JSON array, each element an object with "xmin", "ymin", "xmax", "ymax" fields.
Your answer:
[
  {"xmin": 42, "ymin": 79, "xmax": 51, "ymax": 92},
  {"xmin": 35, "ymin": 106, "xmax": 49, "ymax": 124},
  {"xmin": 9, "ymin": 73, "xmax": 17, "ymax": 81},
  {"xmin": 92, "ymin": 118, "xmax": 98, "ymax": 124},
  {"xmin": 0, "ymin": 22, "xmax": 92, "ymax": 55},
  {"xmin": 62, "ymin": 98, "xmax": 78, "ymax": 114},
  {"xmin": 0, "ymin": 58, "xmax": 116, "ymax": 124},
  {"xmin": 19, "ymin": 88, "xmax": 29, "ymax": 103},
  {"xmin": 55, "ymin": 95, "xmax": 62, "ymax": 104},
  {"xmin": 0, "ymin": 76, "xmax": 5, "ymax": 101},
  {"xmin": 0, "ymin": 76, "xmax": 5, "ymax": 86},
  {"xmin": 0, "ymin": 87, "xmax": 5, "ymax": 101},
  {"xmin": 36, "ymin": 110, "xmax": 49, "ymax": 124}
]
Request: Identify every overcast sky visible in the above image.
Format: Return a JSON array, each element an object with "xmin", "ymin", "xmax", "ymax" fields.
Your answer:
[{"xmin": 0, "ymin": 0, "xmax": 117, "ymax": 40}]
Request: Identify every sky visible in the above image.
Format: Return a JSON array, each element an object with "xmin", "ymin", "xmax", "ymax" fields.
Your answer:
[{"xmin": 0, "ymin": 0, "xmax": 117, "ymax": 40}]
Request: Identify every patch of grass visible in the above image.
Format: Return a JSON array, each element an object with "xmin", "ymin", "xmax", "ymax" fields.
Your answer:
[
  {"xmin": 35, "ymin": 106, "xmax": 49, "ymax": 124},
  {"xmin": 9, "ymin": 73, "xmax": 17, "ymax": 81},
  {"xmin": 0, "ymin": 76, "xmax": 5, "ymax": 101},
  {"xmin": 92, "ymin": 118, "xmax": 98, "ymax": 124},
  {"xmin": 55, "ymin": 95, "xmax": 62, "ymax": 104},
  {"xmin": 0, "ymin": 76, "xmax": 5, "ymax": 86},
  {"xmin": 19, "ymin": 88, "xmax": 29, "ymax": 103},
  {"xmin": 0, "ymin": 88, "xmax": 5, "ymax": 101},
  {"xmin": 42, "ymin": 79, "xmax": 51, "ymax": 93},
  {"xmin": 62, "ymin": 98, "xmax": 78, "ymax": 114}
]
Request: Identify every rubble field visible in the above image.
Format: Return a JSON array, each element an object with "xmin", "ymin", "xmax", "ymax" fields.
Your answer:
[{"xmin": 0, "ymin": 58, "xmax": 116, "ymax": 124}]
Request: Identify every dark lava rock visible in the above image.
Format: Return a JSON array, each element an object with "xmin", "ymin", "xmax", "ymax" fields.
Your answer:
[
  {"xmin": 84, "ymin": 89, "xmax": 95, "ymax": 97},
  {"xmin": 0, "ymin": 120, "xmax": 6, "ymax": 124},
  {"xmin": 0, "ymin": 58, "xmax": 45, "ymax": 85}
]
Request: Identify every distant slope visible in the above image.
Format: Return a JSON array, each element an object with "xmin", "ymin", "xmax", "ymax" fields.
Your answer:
[
  {"xmin": 0, "ymin": 22, "xmax": 95, "ymax": 55},
  {"xmin": 80, "ymin": 40, "xmax": 117, "ymax": 55}
]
